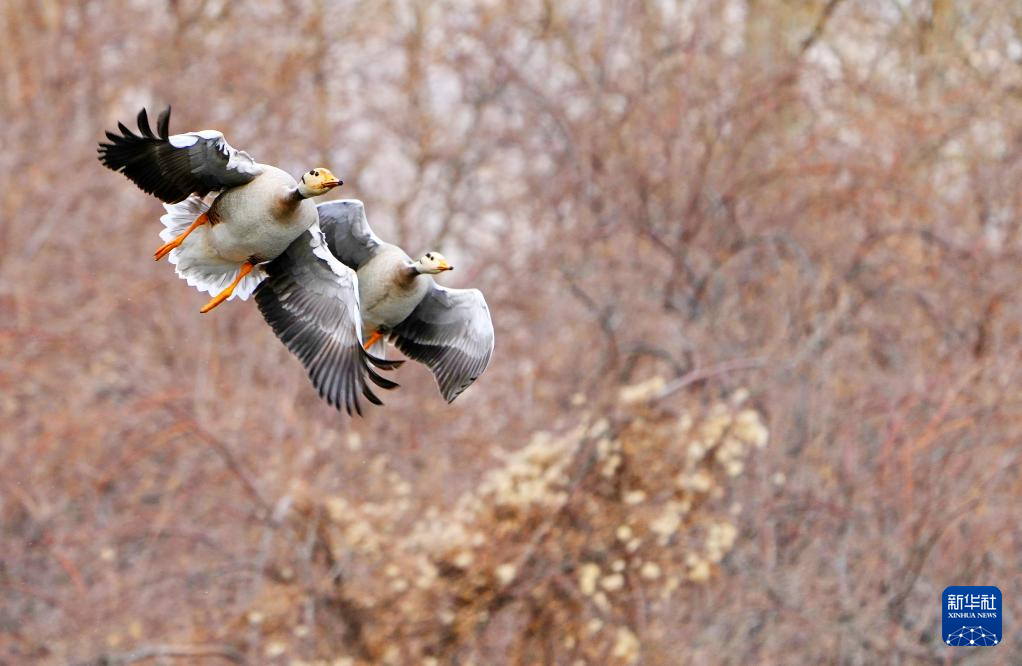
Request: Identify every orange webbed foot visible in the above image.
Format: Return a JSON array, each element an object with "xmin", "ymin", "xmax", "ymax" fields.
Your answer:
[
  {"xmin": 199, "ymin": 261, "xmax": 254, "ymax": 314},
  {"xmin": 363, "ymin": 330, "xmax": 383, "ymax": 351},
  {"xmin": 153, "ymin": 237, "xmax": 182, "ymax": 261},
  {"xmin": 154, "ymin": 212, "xmax": 208, "ymax": 261}
]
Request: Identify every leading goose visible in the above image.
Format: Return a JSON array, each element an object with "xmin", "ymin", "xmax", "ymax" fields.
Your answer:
[
  {"xmin": 257, "ymin": 200, "xmax": 495, "ymax": 403},
  {"xmin": 98, "ymin": 106, "xmax": 342, "ymax": 312}
]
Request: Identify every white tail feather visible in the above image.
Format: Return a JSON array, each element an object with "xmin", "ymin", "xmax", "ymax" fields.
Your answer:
[
  {"xmin": 365, "ymin": 337, "xmax": 387, "ymax": 360},
  {"xmin": 159, "ymin": 194, "xmax": 209, "ymax": 241},
  {"xmin": 160, "ymin": 197, "xmax": 265, "ymax": 300}
]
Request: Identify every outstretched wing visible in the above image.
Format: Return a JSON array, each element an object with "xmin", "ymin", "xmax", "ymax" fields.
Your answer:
[
  {"xmin": 389, "ymin": 284, "xmax": 494, "ymax": 403},
  {"xmin": 255, "ymin": 223, "xmax": 402, "ymax": 415},
  {"xmin": 98, "ymin": 106, "xmax": 262, "ymax": 203},
  {"xmin": 316, "ymin": 200, "xmax": 385, "ymax": 270}
]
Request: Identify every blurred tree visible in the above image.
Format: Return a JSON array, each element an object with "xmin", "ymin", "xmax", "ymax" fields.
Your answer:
[{"xmin": 2, "ymin": 0, "xmax": 1021, "ymax": 664}]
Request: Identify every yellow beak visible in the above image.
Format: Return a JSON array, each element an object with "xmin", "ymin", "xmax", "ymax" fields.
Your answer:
[
  {"xmin": 316, "ymin": 168, "xmax": 342, "ymax": 189},
  {"xmin": 438, "ymin": 261, "xmax": 453, "ymax": 271}
]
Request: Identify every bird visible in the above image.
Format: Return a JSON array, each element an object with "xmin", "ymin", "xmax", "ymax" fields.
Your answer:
[
  {"xmin": 97, "ymin": 108, "xmax": 491, "ymax": 411},
  {"xmin": 257, "ymin": 200, "xmax": 495, "ymax": 403},
  {"xmin": 97, "ymin": 106, "xmax": 343, "ymax": 313}
]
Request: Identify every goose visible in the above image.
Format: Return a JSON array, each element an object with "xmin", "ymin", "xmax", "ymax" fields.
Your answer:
[
  {"xmin": 98, "ymin": 107, "xmax": 401, "ymax": 415},
  {"xmin": 257, "ymin": 200, "xmax": 495, "ymax": 403},
  {"xmin": 97, "ymin": 106, "xmax": 343, "ymax": 313}
]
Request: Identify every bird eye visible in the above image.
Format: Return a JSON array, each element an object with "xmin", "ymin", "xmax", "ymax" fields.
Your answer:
[{"xmin": 310, "ymin": 170, "xmax": 317, "ymax": 176}]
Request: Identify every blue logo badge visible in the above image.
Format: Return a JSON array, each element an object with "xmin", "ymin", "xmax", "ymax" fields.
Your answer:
[{"xmin": 942, "ymin": 586, "xmax": 1001, "ymax": 647}]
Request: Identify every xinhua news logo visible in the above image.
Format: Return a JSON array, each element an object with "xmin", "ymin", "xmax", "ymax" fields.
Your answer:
[{"xmin": 942, "ymin": 586, "xmax": 1001, "ymax": 647}]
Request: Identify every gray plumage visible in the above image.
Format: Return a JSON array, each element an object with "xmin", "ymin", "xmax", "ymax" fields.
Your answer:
[
  {"xmin": 255, "ymin": 223, "xmax": 402, "ymax": 415},
  {"xmin": 389, "ymin": 285, "xmax": 494, "ymax": 402},
  {"xmin": 317, "ymin": 199, "xmax": 383, "ymax": 269}
]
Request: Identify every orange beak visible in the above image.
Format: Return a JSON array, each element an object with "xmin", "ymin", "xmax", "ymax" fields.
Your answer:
[{"xmin": 323, "ymin": 179, "xmax": 342, "ymax": 188}]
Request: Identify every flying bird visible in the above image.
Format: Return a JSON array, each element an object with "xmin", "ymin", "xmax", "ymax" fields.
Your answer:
[
  {"xmin": 97, "ymin": 106, "xmax": 342, "ymax": 312},
  {"xmin": 98, "ymin": 108, "xmax": 492, "ymax": 411},
  {"xmin": 258, "ymin": 200, "xmax": 495, "ymax": 403}
]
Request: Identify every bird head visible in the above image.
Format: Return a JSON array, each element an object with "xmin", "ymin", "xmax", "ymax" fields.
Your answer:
[
  {"xmin": 416, "ymin": 252, "xmax": 453, "ymax": 274},
  {"xmin": 298, "ymin": 168, "xmax": 343, "ymax": 197}
]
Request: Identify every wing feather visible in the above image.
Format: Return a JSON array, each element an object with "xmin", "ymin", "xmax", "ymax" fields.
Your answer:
[
  {"xmin": 255, "ymin": 224, "xmax": 401, "ymax": 415},
  {"xmin": 316, "ymin": 200, "xmax": 384, "ymax": 270},
  {"xmin": 98, "ymin": 106, "xmax": 262, "ymax": 203},
  {"xmin": 389, "ymin": 284, "xmax": 494, "ymax": 402}
]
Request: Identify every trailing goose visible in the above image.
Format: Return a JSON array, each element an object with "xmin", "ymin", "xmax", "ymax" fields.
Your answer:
[
  {"xmin": 97, "ymin": 106, "xmax": 342, "ymax": 313},
  {"xmin": 98, "ymin": 107, "xmax": 399, "ymax": 414},
  {"xmin": 257, "ymin": 200, "xmax": 495, "ymax": 403}
]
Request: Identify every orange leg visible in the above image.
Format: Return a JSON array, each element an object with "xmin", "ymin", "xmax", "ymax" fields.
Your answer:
[
  {"xmin": 154, "ymin": 212, "xmax": 208, "ymax": 261},
  {"xmin": 363, "ymin": 330, "xmax": 384, "ymax": 351},
  {"xmin": 199, "ymin": 262, "xmax": 254, "ymax": 314}
]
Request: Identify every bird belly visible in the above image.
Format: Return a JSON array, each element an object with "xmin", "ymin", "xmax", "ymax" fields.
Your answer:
[
  {"xmin": 209, "ymin": 212, "xmax": 308, "ymax": 262},
  {"xmin": 358, "ymin": 274, "xmax": 427, "ymax": 331},
  {"xmin": 207, "ymin": 177, "xmax": 316, "ymax": 263}
]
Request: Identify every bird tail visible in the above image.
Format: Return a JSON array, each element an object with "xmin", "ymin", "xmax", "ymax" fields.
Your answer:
[
  {"xmin": 160, "ymin": 196, "xmax": 265, "ymax": 300},
  {"xmin": 159, "ymin": 194, "xmax": 208, "ymax": 242},
  {"xmin": 365, "ymin": 337, "xmax": 388, "ymax": 360}
]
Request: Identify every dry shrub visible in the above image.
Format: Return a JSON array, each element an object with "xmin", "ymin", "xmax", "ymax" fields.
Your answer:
[{"xmin": 199, "ymin": 383, "xmax": 767, "ymax": 664}]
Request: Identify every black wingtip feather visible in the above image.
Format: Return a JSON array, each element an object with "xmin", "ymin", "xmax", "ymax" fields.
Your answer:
[
  {"xmin": 98, "ymin": 105, "xmax": 255, "ymax": 204},
  {"xmin": 254, "ymin": 275, "xmax": 393, "ymax": 417},
  {"xmin": 358, "ymin": 348, "xmax": 401, "ymax": 390},
  {"xmin": 157, "ymin": 106, "xmax": 171, "ymax": 139},
  {"xmin": 137, "ymin": 108, "xmax": 154, "ymax": 139},
  {"xmin": 366, "ymin": 368, "xmax": 399, "ymax": 390},
  {"xmin": 362, "ymin": 384, "xmax": 384, "ymax": 406},
  {"xmin": 366, "ymin": 354, "xmax": 405, "ymax": 370}
]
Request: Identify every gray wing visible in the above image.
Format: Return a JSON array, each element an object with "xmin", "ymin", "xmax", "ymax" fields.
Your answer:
[
  {"xmin": 98, "ymin": 106, "xmax": 262, "ymax": 203},
  {"xmin": 317, "ymin": 200, "xmax": 384, "ymax": 270},
  {"xmin": 255, "ymin": 224, "xmax": 402, "ymax": 415},
  {"xmin": 389, "ymin": 284, "xmax": 494, "ymax": 403}
]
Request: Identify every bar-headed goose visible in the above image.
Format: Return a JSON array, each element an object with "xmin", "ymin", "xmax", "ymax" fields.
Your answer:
[
  {"xmin": 98, "ymin": 106, "xmax": 342, "ymax": 313},
  {"xmin": 257, "ymin": 200, "xmax": 494, "ymax": 403}
]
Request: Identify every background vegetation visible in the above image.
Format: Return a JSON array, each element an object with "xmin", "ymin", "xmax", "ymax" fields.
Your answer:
[{"xmin": 2, "ymin": 1, "xmax": 1020, "ymax": 663}]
